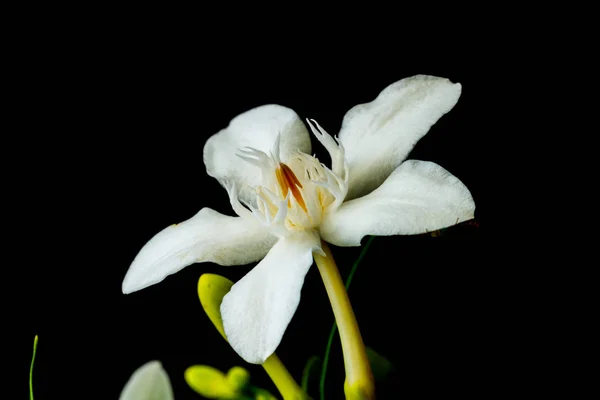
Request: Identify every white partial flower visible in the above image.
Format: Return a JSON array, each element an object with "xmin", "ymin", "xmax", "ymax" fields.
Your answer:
[
  {"xmin": 120, "ymin": 361, "xmax": 174, "ymax": 400},
  {"xmin": 122, "ymin": 75, "xmax": 476, "ymax": 364}
]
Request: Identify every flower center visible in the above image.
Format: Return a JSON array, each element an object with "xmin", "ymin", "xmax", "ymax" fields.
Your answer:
[
  {"xmin": 246, "ymin": 151, "xmax": 346, "ymax": 237},
  {"xmin": 231, "ymin": 120, "xmax": 349, "ymax": 237}
]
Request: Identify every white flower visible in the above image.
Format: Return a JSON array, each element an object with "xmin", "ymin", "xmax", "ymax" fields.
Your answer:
[
  {"xmin": 122, "ymin": 75, "xmax": 476, "ymax": 364},
  {"xmin": 120, "ymin": 361, "xmax": 174, "ymax": 400}
]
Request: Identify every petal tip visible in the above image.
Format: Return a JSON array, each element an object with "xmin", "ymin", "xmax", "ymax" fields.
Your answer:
[
  {"xmin": 120, "ymin": 360, "xmax": 173, "ymax": 400},
  {"xmin": 121, "ymin": 282, "xmax": 134, "ymax": 295},
  {"xmin": 237, "ymin": 347, "xmax": 269, "ymax": 365},
  {"xmin": 121, "ymin": 270, "xmax": 152, "ymax": 295},
  {"xmin": 121, "ymin": 269, "xmax": 140, "ymax": 294},
  {"xmin": 144, "ymin": 360, "xmax": 164, "ymax": 370},
  {"xmin": 244, "ymin": 353, "xmax": 268, "ymax": 365},
  {"xmin": 121, "ymin": 274, "xmax": 134, "ymax": 294}
]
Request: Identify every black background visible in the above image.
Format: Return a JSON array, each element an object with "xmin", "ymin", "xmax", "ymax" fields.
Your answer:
[{"xmin": 15, "ymin": 22, "xmax": 491, "ymax": 400}]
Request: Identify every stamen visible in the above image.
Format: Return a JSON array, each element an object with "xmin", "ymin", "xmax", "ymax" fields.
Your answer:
[
  {"xmin": 281, "ymin": 163, "xmax": 303, "ymax": 189},
  {"xmin": 275, "ymin": 163, "xmax": 308, "ymax": 213}
]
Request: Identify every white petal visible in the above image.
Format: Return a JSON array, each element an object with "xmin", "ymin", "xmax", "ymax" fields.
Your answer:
[
  {"xmin": 122, "ymin": 208, "xmax": 277, "ymax": 294},
  {"xmin": 119, "ymin": 360, "xmax": 174, "ymax": 400},
  {"xmin": 320, "ymin": 160, "xmax": 475, "ymax": 246},
  {"xmin": 220, "ymin": 231, "xmax": 321, "ymax": 364},
  {"xmin": 203, "ymin": 104, "xmax": 312, "ymax": 205},
  {"xmin": 339, "ymin": 75, "xmax": 462, "ymax": 200}
]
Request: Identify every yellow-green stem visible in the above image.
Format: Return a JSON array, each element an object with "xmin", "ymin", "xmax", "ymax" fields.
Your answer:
[
  {"xmin": 263, "ymin": 354, "xmax": 308, "ymax": 400},
  {"xmin": 313, "ymin": 242, "xmax": 375, "ymax": 400}
]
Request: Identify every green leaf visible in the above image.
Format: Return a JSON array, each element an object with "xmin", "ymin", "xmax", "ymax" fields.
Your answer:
[
  {"xmin": 301, "ymin": 356, "xmax": 321, "ymax": 394},
  {"xmin": 365, "ymin": 347, "xmax": 394, "ymax": 382}
]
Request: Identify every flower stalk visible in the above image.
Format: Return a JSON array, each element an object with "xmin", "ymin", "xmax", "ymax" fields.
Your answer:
[
  {"xmin": 262, "ymin": 354, "xmax": 308, "ymax": 400},
  {"xmin": 313, "ymin": 242, "xmax": 374, "ymax": 400}
]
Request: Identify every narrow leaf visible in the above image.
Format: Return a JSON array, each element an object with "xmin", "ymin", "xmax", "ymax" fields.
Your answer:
[
  {"xmin": 301, "ymin": 355, "xmax": 321, "ymax": 393},
  {"xmin": 365, "ymin": 347, "xmax": 394, "ymax": 382},
  {"xmin": 30, "ymin": 335, "xmax": 38, "ymax": 400}
]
